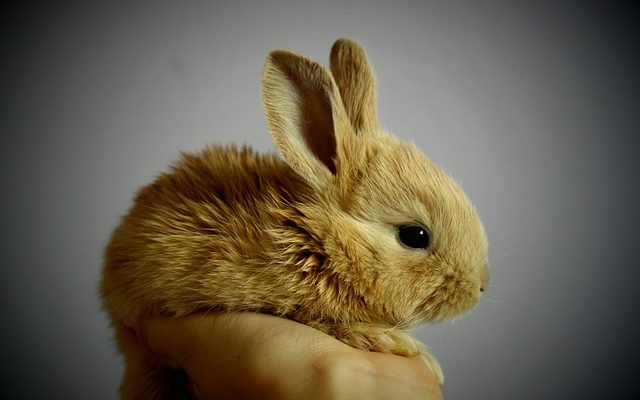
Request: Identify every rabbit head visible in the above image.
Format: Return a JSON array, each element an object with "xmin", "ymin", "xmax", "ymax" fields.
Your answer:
[{"xmin": 262, "ymin": 39, "xmax": 488, "ymax": 328}]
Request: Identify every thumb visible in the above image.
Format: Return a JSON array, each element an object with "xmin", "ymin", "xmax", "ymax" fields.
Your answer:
[{"xmin": 126, "ymin": 314, "xmax": 210, "ymax": 369}]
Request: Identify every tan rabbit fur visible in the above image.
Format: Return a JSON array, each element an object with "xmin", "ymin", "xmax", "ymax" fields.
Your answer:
[{"xmin": 102, "ymin": 38, "xmax": 488, "ymax": 398}]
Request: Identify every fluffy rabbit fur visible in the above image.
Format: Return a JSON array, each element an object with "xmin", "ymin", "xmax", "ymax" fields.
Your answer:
[{"xmin": 102, "ymin": 38, "xmax": 489, "ymax": 398}]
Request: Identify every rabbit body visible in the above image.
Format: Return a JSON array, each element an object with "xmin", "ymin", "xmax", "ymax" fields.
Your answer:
[{"xmin": 102, "ymin": 39, "xmax": 489, "ymax": 398}]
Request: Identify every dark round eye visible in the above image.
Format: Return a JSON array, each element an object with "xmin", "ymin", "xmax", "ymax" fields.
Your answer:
[{"xmin": 398, "ymin": 225, "xmax": 430, "ymax": 249}]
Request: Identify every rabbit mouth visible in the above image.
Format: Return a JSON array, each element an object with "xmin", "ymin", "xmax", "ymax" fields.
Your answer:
[{"xmin": 415, "ymin": 275, "xmax": 481, "ymax": 322}]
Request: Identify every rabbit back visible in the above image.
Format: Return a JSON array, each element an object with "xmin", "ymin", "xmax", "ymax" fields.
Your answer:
[{"xmin": 101, "ymin": 145, "xmax": 320, "ymax": 322}]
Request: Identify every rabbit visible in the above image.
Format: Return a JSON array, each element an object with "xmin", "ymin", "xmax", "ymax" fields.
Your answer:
[{"xmin": 101, "ymin": 38, "xmax": 489, "ymax": 398}]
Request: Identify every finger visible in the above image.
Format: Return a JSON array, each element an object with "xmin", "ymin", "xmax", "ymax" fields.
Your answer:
[{"xmin": 137, "ymin": 314, "xmax": 209, "ymax": 368}]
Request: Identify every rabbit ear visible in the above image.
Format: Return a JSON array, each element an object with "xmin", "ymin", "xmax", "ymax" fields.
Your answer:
[
  {"xmin": 330, "ymin": 38, "xmax": 380, "ymax": 135},
  {"xmin": 262, "ymin": 49, "xmax": 352, "ymax": 189}
]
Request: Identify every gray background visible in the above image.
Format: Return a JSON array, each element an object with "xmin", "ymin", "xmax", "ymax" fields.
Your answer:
[{"xmin": 2, "ymin": 1, "xmax": 639, "ymax": 399}]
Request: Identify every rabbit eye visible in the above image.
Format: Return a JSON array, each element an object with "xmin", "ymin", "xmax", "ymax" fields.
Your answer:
[{"xmin": 397, "ymin": 225, "xmax": 430, "ymax": 249}]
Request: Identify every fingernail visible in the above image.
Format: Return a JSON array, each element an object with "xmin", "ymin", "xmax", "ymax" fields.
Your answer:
[
  {"xmin": 121, "ymin": 317, "xmax": 148, "ymax": 346},
  {"xmin": 187, "ymin": 380, "xmax": 200, "ymax": 398}
]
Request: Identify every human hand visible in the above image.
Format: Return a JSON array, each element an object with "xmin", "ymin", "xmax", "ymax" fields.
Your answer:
[{"xmin": 130, "ymin": 313, "xmax": 443, "ymax": 400}]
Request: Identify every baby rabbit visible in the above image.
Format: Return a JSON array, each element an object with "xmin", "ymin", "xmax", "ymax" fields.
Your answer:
[{"xmin": 102, "ymin": 38, "xmax": 489, "ymax": 398}]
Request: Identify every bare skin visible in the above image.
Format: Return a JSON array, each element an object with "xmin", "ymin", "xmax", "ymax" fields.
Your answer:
[{"xmin": 129, "ymin": 313, "xmax": 444, "ymax": 400}]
